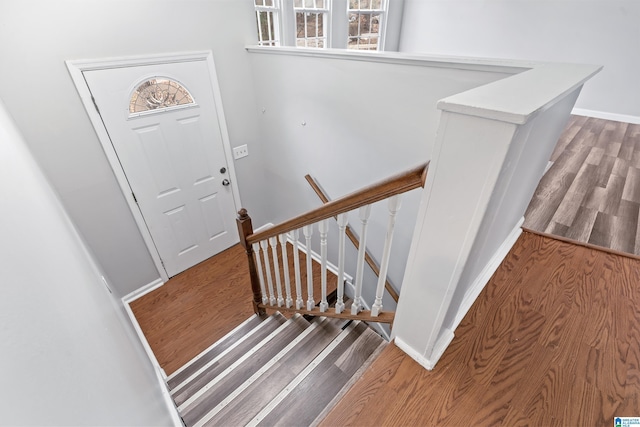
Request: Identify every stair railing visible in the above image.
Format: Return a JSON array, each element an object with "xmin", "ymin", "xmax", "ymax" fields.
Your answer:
[
  {"xmin": 304, "ymin": 174, "xmax": 400, "ymax": 303},
  {"xmin": 237, "ymin": 162, "xmax": 429, "ymax": 324}
]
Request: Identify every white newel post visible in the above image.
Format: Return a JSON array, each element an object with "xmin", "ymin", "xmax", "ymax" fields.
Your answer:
[
  {"xmin": 269, "ymin": 236, "xmax": 284, "ymax": 307},
  {"xmin": 318, "ymin": 219, "xmax": 329, "ymax": 312},
  {"xmin": 279, "ymin": 234, "xmax": 293, "ymax": 308},
  {"xmin": 303, "ymin": 225, "xmax": 315, "ymax": 311},
  {"xmin": 335, "ymin": 213, "xmax": 348, "ymax": 314},
  {"xmin": 252, "ymin": 242, "xmax": 269, "ymax": 305},
  {"xmin": 260, "ymin": 239, "xmax": 277, "ymax": 305},
  {"xmin": 351, "ymin": 204, "xmax": 371, "ymax": 315},
  {"xmin": 291, "ymin": 229, "xmax": 304, "ymax": 310},
  {"xmin": 372, "ymin": 195, "xmax": 402, "ymax": 316}
]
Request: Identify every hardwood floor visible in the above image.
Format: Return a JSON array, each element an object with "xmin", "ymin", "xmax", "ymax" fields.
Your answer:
[
  {"xmin": 130, "ymin": 116, "xmax": 640, "ymax": 424},
  {"xmin": 322, "ymin": 231, "xmax": 640, "ymax": 426},
  {"xmin": 524, "ymin": 116, "xmax": 640, "ymax": 256},
  {"xmin": 130, "ymin": 244, "xmax": 255, "ymax": 376},
  {"xmin": 130, "ymin": 242, "xmax": 336, "ymax": 376}
]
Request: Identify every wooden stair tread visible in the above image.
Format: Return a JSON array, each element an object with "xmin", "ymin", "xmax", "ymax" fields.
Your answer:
[
  {"xmin": 167, "ymin": 314, "xmax": 266, "ymax": 390},
  {"xmin": 180, "ymin": 314, "xmax": 311, "ymax": 426},
  {"xmin": 170, "ymin": 311, "xmax": 387, "ymax": 427},
  {"xmin": 255, "ymin": 322, "xmax": 386, "ymax": 427},
  {"xmin": 171, "ymin": 312, "xmax": 287, "ymax": 406},
  {"xmin": 204, "ymin": 316, "xmax": 346, "ymax": 426}
]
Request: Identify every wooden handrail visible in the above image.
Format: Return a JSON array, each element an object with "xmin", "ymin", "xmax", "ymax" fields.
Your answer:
[
  {"xmin": 304, "ymin": 174, "xmax": 400, "ymax": 303},
  {"xmin": 246, "ymin": 162, "xmax": 429, "ymax": 245}
]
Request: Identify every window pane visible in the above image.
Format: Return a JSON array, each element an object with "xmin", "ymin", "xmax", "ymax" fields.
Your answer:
[
  {"xmin": 314, "ymin": 13, "xmax": 324, "ymax": 37},
  {"xmin": 296, "ymin": 12, "xmax": 306, "ymax": 37},
  {"xmin": 264, "ymin": 0, "xmax": 274, "ymax": 6},
  {"xmin": 349, "ymin": 0, "xmax": 383, "ymax": 11},
  {"xmin": 297, "ymin": 12, "xmax": 325, "ymax": 45},
  {"xmin": 348, "ymin": 13, "xmax": 360, "ymax": 37},
  {"xmin": 371, "ymin": 13, "xmax": 380, "ymax": 34},
  {"xmin": 129, "ymin": 79, "xmax": 194, "ymax": 114},
  {"xmin": 294, "ymin": 2, "xmax": 327, "ymax": 49}
]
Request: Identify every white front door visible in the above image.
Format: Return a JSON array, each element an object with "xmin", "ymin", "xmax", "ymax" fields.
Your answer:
[{"xmin": 84, "ymin": 59, "xmax": 239, "ymax": 277}]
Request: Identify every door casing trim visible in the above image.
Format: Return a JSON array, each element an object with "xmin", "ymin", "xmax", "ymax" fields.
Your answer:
[{"xmin": 66, "ymin": 51, "xmax": 243, "ymax": 282}]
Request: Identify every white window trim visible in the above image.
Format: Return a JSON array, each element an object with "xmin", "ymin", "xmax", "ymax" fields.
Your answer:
[
  {"xmin": 260, "ymin": 0, "xmax": 404, "ymax": 51},
  {"xmin": 346, "ymin": 0, "xmax": 388, "ymax": 51},
  {"xmin": 293, "ymin": 2, "xmax": 332, "ymax": 48},
  {"xmin": 255, "ymin": 1, "xmax": 281, "ymax": 46}
]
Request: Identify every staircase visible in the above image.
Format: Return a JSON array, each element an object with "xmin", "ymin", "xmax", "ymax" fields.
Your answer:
[
  {"xmin": 167, "ymin": 312, "xmax": 386, "ymax": 427},
  {"xmin": 162, "ymin": 163, "xmax": 429, "ymax": 426}
]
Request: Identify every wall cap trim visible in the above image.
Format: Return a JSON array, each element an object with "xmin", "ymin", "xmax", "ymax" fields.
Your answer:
[{"xmin": 246, "ymin": 45, "xmax": 530, "ymax": 74}]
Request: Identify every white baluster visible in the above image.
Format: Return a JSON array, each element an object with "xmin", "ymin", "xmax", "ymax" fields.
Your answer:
[
  {"xmin": 334, "ymin": 213, "xmax": 348, "ymax": 314},
  {"xmin": 260, "ymin": 240, "xmax": 276, "ymax": 306},
  {"xmin": 318, "ymin": 219, "xmax": 329, "ymax": 312},
  {"xmin": 303, "ymin": 225, "xmax": 315, "ymax": 311},
  {"xmin": 371, "ymin": 195, "xmax": 402, "ymax": 316},
  {"xmin": 351, "ymin": 205, "xmax": 371, "ymax": 315},
  {"xmin": 252, "ymin": 242, "xmax": 269, "ymax": 305},
  {"xmin": 291, "ymin": 230, "xmax": 304, "ymax": 310},
  {"xmin": 279, "ymin": 233, "xmax": 293, "ymax": 308},
  {"xmin": 269, "ymin": 237, "xmax": 284, "ymax": 307}
]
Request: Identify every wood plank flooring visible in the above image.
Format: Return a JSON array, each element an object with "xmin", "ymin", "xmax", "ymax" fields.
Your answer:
[
  {"xmin": 130, "ymin": 244, "xmax": 255, "ymax": 376},
  {"xmin": 131, "ymin": 242, "xmax": 336, "ymax": 376},
  {"xmin": 130, "ymin": 116, "xmax": 640, "ymax": 424},
  {"xmin": 524, "ymin": 116, "xmax": 640, "ymax": 256},
  {"xmin": 322, "ymin": 231, "xmax": 640, "ymax": 426}
]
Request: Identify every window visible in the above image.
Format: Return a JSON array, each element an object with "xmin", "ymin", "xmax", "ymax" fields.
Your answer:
[
  {"xmin": 129, "ymin": 78, "xmax": 194, "ymax": 116},
  {"xmin": 253, "ymin": 0, "xmax": 396, "ymax": 50},
  {"xmin": 294, "ymin": 0, "xmax": 330, "ymax": 48},
  {"xmin": 255, "ymin": 0, "xmax": 280, "ymax": 46},
  {"xmin": 347, "ymin": 0, "xmax": 386, "ymax": 50}
]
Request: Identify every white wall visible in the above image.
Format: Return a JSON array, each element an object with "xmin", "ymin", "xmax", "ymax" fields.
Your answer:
[
  {"xmin": 393, "ymin": 60, "xmax": 599, "ymax": 369},
  {"xmin": 247, "ymin": 48, "xmax": 515, "ymax": 307},
  {"xmin": 0, "ymin": 98, "xmax": 173, "ymax": 425},
  {"xmin": 0, "ymin": 0, "xmax": 267, "ymax": 296},
  {"xmin": 399, "ymin": 0, "xmax": 640, "ymax": 120}
]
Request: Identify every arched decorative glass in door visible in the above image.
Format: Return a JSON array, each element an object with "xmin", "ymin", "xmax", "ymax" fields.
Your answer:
[{"xmin": 129, "ymin": 78, "xmax": 195, "ymax": 115}]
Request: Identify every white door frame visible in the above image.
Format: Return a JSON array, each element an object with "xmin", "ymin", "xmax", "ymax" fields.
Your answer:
[{"xmin": 66, "ymin": 51, "xmax": 243, "ymax": 282}]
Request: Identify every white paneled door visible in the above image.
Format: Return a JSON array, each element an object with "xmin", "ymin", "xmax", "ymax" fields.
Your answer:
[{"xmin": 84, "ymin": 59, "xmax": 239, "ymax": 277}]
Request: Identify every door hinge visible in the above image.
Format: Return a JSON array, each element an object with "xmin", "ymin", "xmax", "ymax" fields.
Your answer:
[
  {"xmin": 91, "ymin": 95, "xmax": 100, "ymax": 114},
  {"xmin": 132, "ymin": 192, "xmax": 138, "ymax": 203}
]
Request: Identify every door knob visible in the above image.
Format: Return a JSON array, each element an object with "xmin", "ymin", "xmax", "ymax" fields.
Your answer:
[{"xmin": 222, "ymin": 179, "xmax": 230, "ymax": 186}]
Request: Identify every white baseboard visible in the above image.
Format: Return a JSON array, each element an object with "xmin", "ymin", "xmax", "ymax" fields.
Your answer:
[
  {"xmin": 395, "ymin": 218, "xmax": 524, "ymax": 371},
  {"xmin": 393, "ymin": 329, "xmax": 454, "ymax": 371},
  {"xmin": 153, "ymin": 366, "xmax": 184, "ymax": 427},
  {"xmin": 122, "ymin": 278, "xmax": 164, "ymax": 304},
  {"xmin": 572, "ymin": 108, "xmax": 640, "ymax": 125},
  {"xmin": 121, "ymin": 295, "xmax": 182, "ymax": 426},
  {"xmin": 122, "ymin": 299, "xmax": 164, "ymax": 376},
  {"xmin": 451, "ymin": 218, "xmax": 524, "ymax": 331}
]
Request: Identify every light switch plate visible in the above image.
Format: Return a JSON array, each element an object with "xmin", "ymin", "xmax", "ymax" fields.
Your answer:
[{"xmin": 233, "ymin": 144, "xmax": 249, "ymax": 159}]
